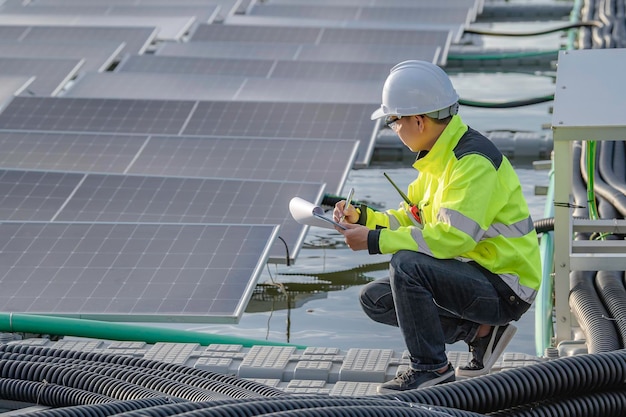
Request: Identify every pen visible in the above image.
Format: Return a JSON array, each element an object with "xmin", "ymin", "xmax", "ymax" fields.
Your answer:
[{"xmin": 340, "ymin": 187, "xmax": 355, "ymax": 223}]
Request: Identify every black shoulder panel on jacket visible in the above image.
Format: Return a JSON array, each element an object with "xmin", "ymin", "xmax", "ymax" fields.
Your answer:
[{"xmin": 453, "ymin": 127, "xmax": 503, "ymax": 170}]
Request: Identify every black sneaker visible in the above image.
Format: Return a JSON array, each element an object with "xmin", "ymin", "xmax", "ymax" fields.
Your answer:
[
  {"xmin": 456, "ymin": 324, "xmax": 517, "ymax": 377},
  {"xmin": 377, "ymin": 363, "xmax": 455, "ymax": 393}
]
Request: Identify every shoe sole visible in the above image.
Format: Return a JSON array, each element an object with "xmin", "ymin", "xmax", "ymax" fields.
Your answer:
[
  {"xmin": 376, "ymin": 371, "xmax": 455, "ymax": 394},
  {"xmin": 455, "ymin": 324, "xmax": 517, "ymax": 378}
]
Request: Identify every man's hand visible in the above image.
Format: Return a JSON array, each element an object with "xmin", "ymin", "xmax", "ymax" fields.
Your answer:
[
  {"xmin": 336, "ymin": 222, "xmax": 369, "ymax": 251},
  {"xmin": 333, "ymin": 200, "xmax": 358, "ymax": 224}
]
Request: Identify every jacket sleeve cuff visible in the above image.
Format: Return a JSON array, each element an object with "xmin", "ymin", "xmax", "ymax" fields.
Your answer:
[
  {"xmin": 367, "ymin": 229, "xmax": 382, "ymax": 254},
  {"xmin": 356, "ymin": 204, "xmax": 368, "ymax": 226}
]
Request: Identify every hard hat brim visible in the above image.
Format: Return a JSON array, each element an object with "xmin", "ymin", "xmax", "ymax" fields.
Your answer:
[{"xmin": 370, "ymin": 106, "xmax": 389, "ymax": 120}]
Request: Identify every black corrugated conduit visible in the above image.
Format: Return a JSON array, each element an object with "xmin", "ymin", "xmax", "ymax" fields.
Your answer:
[
  {"xmin": 0, "ymin": 352, "xmax": 247, "ymax": 401},
  {"xmin": 0, "ymin": 343, "xmax": 286, "ymax": 398},
  {"xmin": 1, "ymin": 347, "xmax": 626, "ymax": 416},
  {"xmin": 0, "ymin": 353, "xmax": 238, "ymax": 402},
  {"xmin": 569, "ymin": 270, "xmax": 620, "ymax": 353},
  {"xmin": 16, "ymin": 397, "xmax": 177, "ymax": 417},
  {"xmin": 567, "ymin": 141, "xmax": 622, "ymax": 353},
  {"xmin": 593, "ymin": 141, "xmax": 626, "ymax": 216},
  {"xmin": 488, "ymin": 385, "xmax": 626, "ymax": 417},
  {"xmin": 109, "ymin": 396, "xmax": 484, "ymax": 417},
  {"xmin": 595, "ymin": 269, "xmax": 626, "ymax": 347},
  {"xmin": 0, "ymin": 359, "xmax": 169, "ymax": 402},
  {"xmin": 377, "ymin": 349, "xmax": 626, "ymax": 415},
  {"xmin": 0, "ymin": 378, "xmax": 113, "ymax": 408}
]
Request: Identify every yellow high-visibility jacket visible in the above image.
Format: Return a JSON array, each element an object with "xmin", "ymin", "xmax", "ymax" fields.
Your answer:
[{"xmin": 358, "ymin": 115, "xmax": 541, "ymax": 306}]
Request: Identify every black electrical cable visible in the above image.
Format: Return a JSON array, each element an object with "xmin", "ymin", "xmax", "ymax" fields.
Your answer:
[
  {"xmin": 464, "ymin": 21, "xmax": 601, "ymax": 36},
  {"xmin": 458, "ymin": 95, "xmax": 554, "ymax": 109}
]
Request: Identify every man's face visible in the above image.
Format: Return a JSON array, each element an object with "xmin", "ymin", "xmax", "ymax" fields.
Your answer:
[{"xmin": 387, "ymin": 115, "xmax": 432, "ymax": 152}]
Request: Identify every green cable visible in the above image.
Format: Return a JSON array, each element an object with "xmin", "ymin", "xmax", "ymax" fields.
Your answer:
[
  {"xmin": 447, "ymin": 49, "xmax": 561, "ymax": 61},
  {"xmin": 586, "ymin": 141, "xmax": 599, "ymax": 221}
]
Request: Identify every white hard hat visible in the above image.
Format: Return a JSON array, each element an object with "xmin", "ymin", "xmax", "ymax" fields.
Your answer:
[{"xmin": 371, "ymin": 60, "xmax": 459, "ymax": 121}]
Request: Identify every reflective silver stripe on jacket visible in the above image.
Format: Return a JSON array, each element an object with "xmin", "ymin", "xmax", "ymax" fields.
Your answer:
[
  {"xmin": 438, "ymin": 207, "xmax": 534, "ymax": 242},
  {"xmin": 457, "ymin": 257, "xmax": 537, "ymax": 304}
]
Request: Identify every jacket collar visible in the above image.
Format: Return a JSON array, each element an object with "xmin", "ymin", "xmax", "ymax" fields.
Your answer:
[{"xmin": 412, "ymin": 115, "xmax": 468, "ymax": 175}]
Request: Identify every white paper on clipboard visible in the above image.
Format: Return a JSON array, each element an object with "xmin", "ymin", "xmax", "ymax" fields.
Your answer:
[{"xmin": 289, "ymin": 197, "xmax": 347, "ymax": 230}]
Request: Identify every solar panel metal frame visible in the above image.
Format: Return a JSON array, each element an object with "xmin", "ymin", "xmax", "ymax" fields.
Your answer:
[{"xmin": 0, "ymin": 221, "xmax": 280, "ymax": 323}]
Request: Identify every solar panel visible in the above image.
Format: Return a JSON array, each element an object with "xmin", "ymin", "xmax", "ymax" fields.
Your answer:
[
  {"xmin": 0, "ymin": 26, "xmax": 28, "ymax": 40},
  {"xmin": 0, "ymin": 4, "xmax": 221, "ymax": 23},
  {"xmin": 115, "ymin": 55, "xmax": 275, "ymax": 77},
  {"xmin": 0, "ymin": 97, "xmax": 197, "ymax": 135},
  {"xmin": 189, "ymin": 23, "xmax": 321, "ymax": 43},
  {"xmin": 156, "ymin": 41, "xmax": 301, "ymax": 60},
  {"xmin": 0, "ymin": 132, "xmax": 357, "ymax": 195},
  {"xmin": 270, "ymin": 61, "xmax": 390, "ymax": 82},
  {"xmin": 223, "ymin": 15, "xmax": 466, "ymax": 43},
  {"xmin": 0, "ymin": 221, "xmax": 279, "ymax": 323},
  {"xmin": 20, "ymin": 25, "xmax": 158, "ymax": 55},
  {"xmin": 267, "ymin": 0, "xmax": 479, "ymax": 8},
  {"xmin": 296, "ymin": 44, "xmax": 441, "ymax": 64},
  {"xmin": 64, "ymin": 72, "xmax": 380, "ymax": 104},
  {"xmin": 64, "ymin": 72, "xmax": 245, "ymax": 101},
  {"xmin": 0, "ymin": 41, "xmax": 124, "ymax": 72},
  {"xmin": 181, "ymin": 101, "xmax": 376, "ymax": 166},
  {"xmin": 116, "ymin": 56, "xmax": 391, "ymax": 83},
  {"xmin": 18, "ymin": 0, "xmax": 243, "ymax": 11},
  {"xmin": 0, "ymin": 131, "xmax": 146, "ymax": 173},
  {"xmin": 318, "ymin": 27, "xmax": 451, "ymax": 47},
  {"xmin": 0, "ymin": 97, "xmax": 377, "ymax": 167},
  {"xmin": 0, "ymin": 57, "xmax": 83, "ymax": 96},
  {"xmin": 357, "ymin": 7, "xmax": 474, "ymax": 25},
  {"xmin": 190, "ymin": 22, "xmax": 452, "ymax": 47},
  {"xmin": 0, "ymin": 15, "xmax": 196, "ymax": 41},
  {"xmin": 234, "ymin": 77, "xmax": 380, "ymax": 103},
  {"xmin": 0, "ymin": 168, "xmax": 323, "ymax": 262},
  {"xmin": 248, "ymin": 4, "xmax": 474, "ymax": 25}
]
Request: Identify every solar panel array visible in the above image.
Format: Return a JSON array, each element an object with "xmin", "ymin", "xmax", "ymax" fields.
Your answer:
[{"xmin": 0, "ymin": 0, "xmax": 481, "ymax": 322}]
